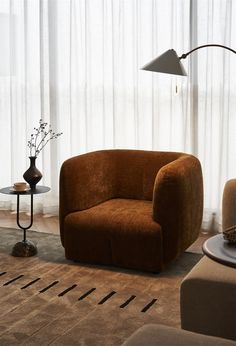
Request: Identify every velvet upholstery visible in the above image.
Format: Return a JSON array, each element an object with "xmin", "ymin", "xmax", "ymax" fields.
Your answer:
[
  {"xmin": 59, "ymin": 149, "xmax": 203, "ymax": 272},
  {"xmin": 222, "ymin": 179, "xmax": 236, "ymax": 229}
]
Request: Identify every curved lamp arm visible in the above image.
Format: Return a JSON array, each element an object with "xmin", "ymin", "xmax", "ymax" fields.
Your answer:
[
  {"xmin": 142, "ymin": 43, "xmax": 236, "ymax": 76},
  {"xmin": 180, "ymin": 44, "xmax": 236, "ymax": 60}
]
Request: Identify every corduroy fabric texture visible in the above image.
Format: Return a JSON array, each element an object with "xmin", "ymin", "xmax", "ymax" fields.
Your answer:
[{"xmin": 59, "ymin": 149, "xmax": 203, "ymax": 272}]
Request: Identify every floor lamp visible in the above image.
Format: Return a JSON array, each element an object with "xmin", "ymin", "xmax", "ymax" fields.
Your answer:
[{"xmin": 141, "ymin": 43, "xmax": 236, "ymax": 236}]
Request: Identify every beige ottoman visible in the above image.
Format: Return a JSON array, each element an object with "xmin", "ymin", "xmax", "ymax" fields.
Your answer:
[
  {"xmin": 180, "ymin": 256, "xmax": 236, "ymax": 341},
  {"xmin": 122, "ymin": 324, "xmax": 236, "ymax": 345}
]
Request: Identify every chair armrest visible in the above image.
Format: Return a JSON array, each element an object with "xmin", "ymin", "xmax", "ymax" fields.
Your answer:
[
  {"xmin": 222, "ymin": 179, "xmax": 236, "ymax": 229},
  {"xmin": 59, "ymin": 151, "xmax": 115, "ymax": 243},
  {"xmin": 152, "ymin": 154, "xmax": 203, "ymax": 264}
]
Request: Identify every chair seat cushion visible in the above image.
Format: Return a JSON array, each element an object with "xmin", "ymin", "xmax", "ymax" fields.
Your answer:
[{"xmin": 64, "ymin": 198, "xmax": 163, "ymax": 272}]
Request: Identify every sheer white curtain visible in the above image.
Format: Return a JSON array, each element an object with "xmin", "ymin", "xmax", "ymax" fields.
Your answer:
[
  {"xmin": 0, "ymin": 0, "xmax": 235, "ymax": 228},
  {"xmin": 0, "ymin": 0, "xmax": 191, "ymax": 214},
  {"xmin": 193, "ymin": 0, "xmax": 236, "ymax": 231}
]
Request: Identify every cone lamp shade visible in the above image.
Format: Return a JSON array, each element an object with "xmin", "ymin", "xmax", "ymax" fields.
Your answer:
[
  {"xmin": 142, "ymin": 45, "xmax": 236, "ymax": 77},
  {"xmin": 141, "ymin": 49, "xmax": 187, "ymax": 76}
]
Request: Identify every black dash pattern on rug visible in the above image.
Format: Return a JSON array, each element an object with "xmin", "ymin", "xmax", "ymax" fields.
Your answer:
[{"xmin": 0, "ymin": 227, "xmax": 203, "ymax": 346}]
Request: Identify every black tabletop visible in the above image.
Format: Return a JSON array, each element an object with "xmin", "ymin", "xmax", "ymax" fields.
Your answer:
[
  {"xmin": 0, "ymin": 185, "xmax": 50, "ymax": 195},
  {"xmin": 202, "ymin": 234, "xmax": 236, "ymax": 268}
]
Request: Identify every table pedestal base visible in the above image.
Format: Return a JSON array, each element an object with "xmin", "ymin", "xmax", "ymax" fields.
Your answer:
[{"xmin": 11, "ymin": 240, "xmax": 37, "ymax": 257}]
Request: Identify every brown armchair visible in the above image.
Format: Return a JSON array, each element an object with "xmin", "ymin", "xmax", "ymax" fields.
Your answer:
[{"xmin": 59, "ymin": 149, "xmax": 203, "ymax": 272}]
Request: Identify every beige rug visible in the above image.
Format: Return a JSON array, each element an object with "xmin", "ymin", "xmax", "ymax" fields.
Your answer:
[{"xmin": 0, "ymin": 227, "xmax": 202, "ymax": 345}]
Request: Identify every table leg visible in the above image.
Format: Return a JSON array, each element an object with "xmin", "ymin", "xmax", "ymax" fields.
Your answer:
[{"xmin": 11, "ymin": 193, "xmax": 37, "ymax": 257}]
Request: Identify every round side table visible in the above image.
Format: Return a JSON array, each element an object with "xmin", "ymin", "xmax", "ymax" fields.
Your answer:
[
  {"xmin": 0, "ymin": 185, "xmax": 50, "ymax": 257},
  {"xmin": 202, "ymin": 233, "xmax": 236, "ymax": 268}
]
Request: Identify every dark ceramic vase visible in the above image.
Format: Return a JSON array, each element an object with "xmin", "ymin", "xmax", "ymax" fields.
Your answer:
[{"xmin": 23, "ymin": 156, "xmax": 42, "ymax": 189}]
